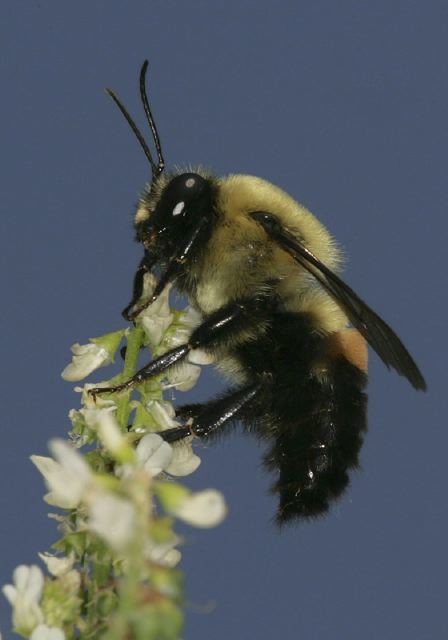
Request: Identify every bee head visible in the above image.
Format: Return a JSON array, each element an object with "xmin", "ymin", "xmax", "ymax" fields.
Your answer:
[
  {"xmin": 153, "ymin": 172, "xmax": 214, "ymax": 229},
  {"xmin": 135, "ymin": 171, "xmax": 218, "ymax": 256}
]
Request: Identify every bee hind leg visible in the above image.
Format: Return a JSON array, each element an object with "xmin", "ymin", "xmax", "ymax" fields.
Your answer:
[{"xmin": 157, "ymin": 381, "xmax": 263, "ymax": 444}]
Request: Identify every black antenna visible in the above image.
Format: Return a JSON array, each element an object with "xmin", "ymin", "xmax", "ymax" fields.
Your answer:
[
  {"xmin": 105, "ymin": 60, "xmax": 165, "ymax": 182},
  {"xmin": 139, "ymin": 60, "xmax": 164, "ymax": 177}
]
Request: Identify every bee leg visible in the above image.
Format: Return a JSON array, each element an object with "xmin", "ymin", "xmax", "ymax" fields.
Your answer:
[
  {"xmin": 89, "ymin": 299, "xmax": 269, "ymax": 399},
  {"xmin": 122, "ymin": 250, "xmax": 157, "ymax": 320},
  {"xmin": 89, "ymin": 344, "xmax": 189, "ymax": 398},
  {"xmin": 154, "ymin": 382, "xmax": 264, "ymax": 445},
  {"xmin": 122, "ymin": 258, "xmax": 147, "ymax": 321},
  {"xmin": 157, "ymin": 425, "xmax": 192, "ymax": 443},
  {"xmin": 191, "ymin": 382, "xmax": 262, "ymax": 438},
  {"xmin": 126, "ymin": 218, "xmax": 210, "ymax": 320},
  {"xmin": 184, "ymin": 382, "xmax": 265, "ymax": 440}
]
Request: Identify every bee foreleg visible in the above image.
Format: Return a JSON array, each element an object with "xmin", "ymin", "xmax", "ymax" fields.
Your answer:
[{"xmin": 122, "ymin": 250, "xmax": 157, "ymax": 320}]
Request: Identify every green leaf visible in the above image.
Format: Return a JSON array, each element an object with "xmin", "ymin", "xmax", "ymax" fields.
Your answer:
[{"xmin": 53, "ymin": 531, "xmax": 88, "ymax": 556}]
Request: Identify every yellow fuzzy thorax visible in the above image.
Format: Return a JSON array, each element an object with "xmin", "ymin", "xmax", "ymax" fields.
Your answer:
[{"xmin": 207, "ymin": 174, "xmax": 347, "ymax": 334}]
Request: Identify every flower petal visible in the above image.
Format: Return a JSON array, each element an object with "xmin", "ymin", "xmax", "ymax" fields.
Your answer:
[
  {"xmin": 166, "ymin": 440, "xmax": 201, "ymax": 477},
  {"xmin": 146, "ymin": 400, "xmax": 177, "ymax": 430},
  {"xmin": 188, "ymin": 348, "xmax": 215, "ymax": 365},
  {"xmin": 38, "ymin": 553, "xmax": 75, "ymax": 578},
  {"xmin": 85, "ymin": 408, "xmax": 135, "ymax": 464},
  {"xmin": 140, "ymin": 278, "xmax": 173, "ymax": 346},
  {"xmin": 88, "ymin": 493, "xmax": 136, "ymax": 551},
  {"xmin": 2, "ymin": 584, "xmax": 17, "ymax": 605},
  {"xmin": 2, "ymin": 565, "xmax": 45, "ymax": 635},
  {"xmin": 136, "ymin": 434, "xmax": 173, "ymax": 476},
  {"xmin": 31, "ymin": 441, "xmax": 92, "ymax": 509},
  {"xmin": 61, "ymin": 343, "xmax": 112, "ymax": 381},
  {"xmin": 144, "ymin": 533, "xmax": 182, "ymax": 568},
  {"xmin": 141, "ymin": 314, "xmax": 174, "ymax": 347},
  {"xmin": 49, "ymin": 440, "xmax": 92, "ymax": 480},
  {"xmin": 173, "ymin": 490, "xmax": 227, "ymax": 528},
  {"xmin": 30, "ymin": 624, "xmax": 66, "ymax": 640},
  {"xmin": 166, "ymin": 362, "xmax": 201, "ymax": 392},
  {"xmin": 75, "ymin": 383, "xmax": 117, "ymax": 410},
  {"xmin": 20, "ymin": 565, "xmax": 45, "ymax": 603},
  {"xmin": 30, "ymin": 456, "xmax": 82, "ymax": 509}
]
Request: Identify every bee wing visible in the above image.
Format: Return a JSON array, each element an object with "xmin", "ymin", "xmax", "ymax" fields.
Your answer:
[{"xmin": 251, "ymin": 212, "xmax": 426, "ymax": 390}]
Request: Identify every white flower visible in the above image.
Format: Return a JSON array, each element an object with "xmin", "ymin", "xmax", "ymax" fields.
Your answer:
[
  {"xmin": 168, "ymin": 307, "xmax": 206, "ymax": 354},
  {"xmin": 165, "ymin": 327, "xmax": 190, "ymax": 349},
  {"xmin": 188, "ymin": 348, "xmax": 215, "ymax": 365},
  {"xmin": 97, "ymin": 410, "xmax": 123, "ymax": 453},
  {"xmin": 88, "ymin": 493, "xmax": 136, "ymax": 551},
  {"xmin": 146, "ymin": 400, "xmax": 177, "ymax": 430},
  {"xmin": 166, "ymin": 439, "xmax": 201, "ymax": 477},
  {"xmin": 30, "ymin": 624, "xmax": 66, "ymax": 640},
  {"xmin": 135, "ymin": 434, "xmax": 173, "ymax": 476},
  {"xmin": 162, "ymin": 308, "xmax": 212, "ymax": 390},
  {"xmin": 82, "ymin": 406, "xmax": 134, "ymax": 463},
  {"xmin": 31, "ymin": 440, "xmax": 93, "ymax": 509},
  {"xmin": 75, "ymin": 383, "xmax": 117, "ymax": 410},
  {"xmin": 140, "ymin": 402, "xmax": 201, "ymax": 476},
  {"xmin": 173, "ymin": 490, "xmax": 227, "ymax": 528},
  {"xmin": 80, "ymin": 405, "xmax": 115, "ymax": 429},
  {"xmin": 38, "ymin": 552, "xmax": 75, "ymax": 577},
  {"xmin": 145, "ymin": 538, "xmax": 182, "ymax": 568},
  {"xmin": 140, "ymin": 276, "xmax": 174, "ymax": 346},
  {"xmin": 166, "ymin": 362, "xmax": 202, "ymax": 392},
  {"xmin": 2, "ymin": 565, "xmax": 44, "ymax": 635},
  {"xmin": 156, "ymin": 548, "xmax": 181, "ymax": 568},
  {"xmin": 61, "ymin": 343, "xmax": 112, "ymax": 381}
]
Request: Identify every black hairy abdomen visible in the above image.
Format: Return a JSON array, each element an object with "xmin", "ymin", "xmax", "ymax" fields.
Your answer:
[{"xmin": 232, "ymin": 313, "xmax": 368, "ymax": 524}]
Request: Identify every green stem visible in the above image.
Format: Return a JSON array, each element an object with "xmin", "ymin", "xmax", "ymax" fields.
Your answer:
[
  {"xmin": 116, "ymin": 326, "xmax": 145, "ymax": 429},
  {"xmin": 123, "ymin": 326, "xmax": 145, "ymax": 379}
]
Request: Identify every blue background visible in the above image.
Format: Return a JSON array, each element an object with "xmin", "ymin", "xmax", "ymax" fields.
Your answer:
[{"xmin": 1, "ymin": 2, "xmax": 446, "ymax": 638}]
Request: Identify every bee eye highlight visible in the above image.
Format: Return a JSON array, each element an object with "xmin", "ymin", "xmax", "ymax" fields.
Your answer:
[
  {"xmin": 172, "ymin": 201, "xmax": 185, "ymax": 216},
  {"xmin": 185, "ymin": 177, "xmax": 196, "ymax": 188}
]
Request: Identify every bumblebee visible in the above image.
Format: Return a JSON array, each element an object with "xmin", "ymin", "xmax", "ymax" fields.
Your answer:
[{"xmin": 90, "ymin": 62, "xmax": 426, "ymax": 524}]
